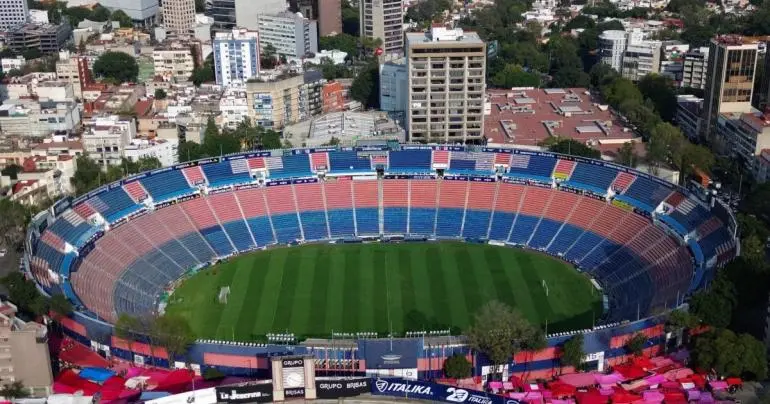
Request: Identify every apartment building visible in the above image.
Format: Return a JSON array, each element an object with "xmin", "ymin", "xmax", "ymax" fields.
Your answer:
[
  {"xmin": 716, "ymin": 111, "xmax": 770, "ymax": 178},
  {"xmin": 81, "ymin": 115, "xmax": 137, "ymax": 167},
  {"xmin": 682, "ymin": 47, "xmax": 709, "ymax": 90},
  {"xmin": 256, "ymin": 11, "xmax": 318, "ymax": 58},
  {"xmin": 292, "ymin": 0, "xmax": 342, "ymax": 36},
  {"xmin": 360, "ymin": 0, "xmax": 403, "ymax": 56},
  {"xmin": 7, "ymin": 23, "xmax": 72, "ymax": 54},
  {"xmin": 0, "ymin": 300, "xmax": 52, "ymax": 397},
  {"xmin": 55, "ymin": 51, "xmax": 93, "ymax": 99},
  {"xmin": 245, "ymin": 73, "xmax": 305, "ymax": 129},
  {"xmin": 162, "ymin": 0, "xmax": 195, "ymax": 34},
  {"xmin": 234, "ymin": 0, "xmax": 286, "ymax": 30},
  {"xmin": 153, "ymin": 45, "xmax": 196, "ymax": 82},
  {"xmin": 213, "ymin": 28, "xmax": 260, "ymax": 86},
  {"xmin": 0, "ymin": 0, "xmax": 28, "ymax": 31},
  {"xmin": 0, "ymin": 101, "xmax": 80, "ymax": 137},
  {"xmin": 598, "ymin": 30, "xmax": 628, "ymax": 72},
  {"xmin": 406, "ymin": 27, "xmax": 486, "ymax": 143},
  {"xmin": 380, "ymin": 58, "xmax": 407, "ymax": 114},
  {"xmin": 702, "ymin": 35, "xmax": 759, "ymax": 142},
  {"xmin": 621, "ymin": 41, "xmax": 661, "ymax": 81},
  {"xmin": 675, "ymin": 94, "xmax": 704, "ymax": 140}
]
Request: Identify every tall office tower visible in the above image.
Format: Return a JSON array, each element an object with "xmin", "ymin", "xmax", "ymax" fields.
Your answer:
[
  {"xmin": 213, "ymin": 28, "xmax": 261, "ymax": 86},
  {"xmin": 597, "ymin": 30, "xmax": 627, "ymax": 72},
  {"xmin": 291, "ymin": 0, "xmax": 342, "ymax": 36},
  {"xmin": 256, "ymin": 11, "xmax": 318, "ymax": 58},
  {"xmin": 360, "ymin": 0, "xmax": 403, "ymax": 56},
  {"xmin": 406, "ymin": 27, "xmax": 486, "ymax": 143},
  {"xmin": 0, "ymin": 0, "xmax": 28, "ymax": 31},
  {"xmin": 235, "ymin": 0, "xmax": 286, "ymax": 30},
  {"xmin": 162, "ymin": 0, "xmax": 196, "ymax": 34},
  {"xmin": 682, "ymin": 47, "xmax": 709, "ymax": 90},
  {"xmin": 702, "ymin": 35, "xmax": 759, "ymax": 141},
  {"xmin": 207, "ymin": 0, "xmax": 236, "ymax": 32}
]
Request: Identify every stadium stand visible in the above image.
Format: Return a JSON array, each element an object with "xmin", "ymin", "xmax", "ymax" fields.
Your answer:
[{"xmin": 32, "ymin": 147, "xmax": 737, "ymax": 326}]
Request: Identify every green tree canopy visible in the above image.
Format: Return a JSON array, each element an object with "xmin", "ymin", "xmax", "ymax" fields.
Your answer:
[
  {"xmin": 466, "ymin": 300, "xmax": 540, "ymax": 376},
  {"xmin": 350, "ymin": 62, "xmax": 380, "ymax": 108},
  {"xmin": 443, "ymin": 354, "xmax": 473, "ymax": 379},
  {"xmin": 625, "ymin": 333, "xmax": 647, "ymax": 356},
  {"xmin": 153, "ymin": 313, "xmax": 196, "ymax": 364},
  {"xmin": 49, "ymin": 293, "xmax": 73, "ymax": 320},
  {"xmin": 110, "ymin": 9, "xmax": 133, "ymax": 27},
  {"xmin": 154, "ymin": 88, "xmax": 167, "ymax": 99},
  {"xmin": 90, "ymin": 4, "xmax": 111, "ymax": 21},
  {"xmin": 545, "ymin": 138, "xmax": 601, "ymax": 159},
  {"xmin": 319, "ymin": 33, "xmax": 358, "ymax": 55},
  {"xmin": 93, "ymin": 51, "xmax": 139, "ymax": 84},
  {"xmin": 406, "ymin": 0, "xmax": 452, "ymax": 26},
  {"xmin": 689, "ymin": 271, "xmax": 736, "ymax": 329},
  {"xmin": 638, "ymin": 74, "xmax": 677, "ymax": 122},
  {"xmin": 561, "ymin": 333, "xmax": 585, "ymax": 370},
  {"xmin": 490, "ymin": 64, "xmax": 541, "ymax": 88},
  {"xmin": 0, "ymin": 381, "xmax": 29, "ymax": 399},
  {"xmin": 0, "ymin": 199, "xmax": 33, "ymax": 251},
  {"xmin": 1, "ymin": 272, "xmax": 47, "ymax": 317},
  {"xmin": 693, "ymin": 329, "xmax": 767, "ymax": 380},
  {"xmin": 617, "ymin": 141, "xmax": 639, "ymax": 167}
]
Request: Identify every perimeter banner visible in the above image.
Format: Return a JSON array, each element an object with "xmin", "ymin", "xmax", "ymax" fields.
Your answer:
[{"xmin": 371, "ymin": 378, "xmax": 519, "ymax": 404}]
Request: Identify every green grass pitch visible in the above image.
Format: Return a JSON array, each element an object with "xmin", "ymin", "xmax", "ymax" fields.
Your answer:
[{"xmin": 164, "ymin": 242, "xmax": 603, "ymax": 340}]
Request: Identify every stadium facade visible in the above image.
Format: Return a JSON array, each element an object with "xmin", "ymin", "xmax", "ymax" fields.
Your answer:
[{"xmin": 26, "ymin": 144, "xmax": 738, "ymax": 379}]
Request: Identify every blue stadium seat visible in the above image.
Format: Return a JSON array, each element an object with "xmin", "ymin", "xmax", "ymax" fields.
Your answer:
[
  {"xmin": 409, "ymin": 208, "xmax": 436, "ymax": 235},
  {"xmin": 389, "ymin": 150, "xmax": 431, "ymax": 169},
  {"xmin": 36, "ymin": 241, "xmax": 64, "ymax": 269},
  {"xmin": 436, "ymin": 208, "xmax": 463, "ymax": 237},
  {"xmin": 507, "ymin": 155, "xmax": 556, "ymax": 181},
  {"xmin": 669, "ymin": 204, "xmax": 711, "ymax": 234},
  {"xmin": 91, "ymin": 188, "xmax": 141, "ymax": 222},
  {"xmin": 202, "ymin": 162, "xmax": 251, "ymax": 187},
  {"xmin": 488, "ymin": 212, "xmax": 514, "ymax": 241},
  {"xmin": 140, "ymin": 170, "xmax": 193, "ymax": 202},
  {"xmin": 270, "ymin": 155, "xmax": 312, "ymax": 179},
  {"xmin": 141, "ymin": 249, "xmax": 183, "ymax": 282},
  {"xmin": 200, "ymin": 225, "xmax": 236, "ymax": 256},
  {"xmin": 222, "ymin": 220, "xmax": 256, "ymax": 251},
  {"xmin": 355, "ymin": 208, "xmax": 379, "ymax": 235},
  {"xmin": 546, "ymin": 224, "xmax": 584, "ymax": 256},
  {"xmin": 622, "ymin": 177, "xmax": 673, "ymax": 212},
  {"xmin": 528, "ymin": 218, "xmax": 561, "ymax": 249},
  {"xmin": 245, "ymin": 216, "xmax": 276, "ymax": 246},
  {"xmin": 564, "ymin": 232, "xmax": 604, "ymax": 263},
  {"xmin": 299, "ymin": 211, "xmax": 329, "ymax": 240},
  {"xmin": 449, "ymin": 159, "xmax": 476, "ymax": 172},
  {"xmin": 178, "ymin": 232, "xmax": 216, "ymax": 263},
  {"xmin": 327, "ymin": 209, "xmax": 356, "ymax": 237},
  {"xmin": 509, "ymin": 215, "xmax": 538, "ymax": 244},
  {"xmin": 328, "ymin": 152, "xmax": 371, "ymax": 173},
  {"xmin": 271, "ymin": 213, "xmax": 302, "ymax": 243},
  {"xmin": 48, "ymin": 218, "xmax": 91, "ymax": 247},
  {"xmin": 157, "ymin": 238, "xmax": 200, "ymax": 270},
  {"xmin": 566, "ymin": 163, "xmax": 617, "ymax": 194},
  {"xmin": 462, "ymin": 210, "xmax": 490, "ymax": 239},
  {"xmin": 383, "ymin": 208, "xmax": 407, "ymax": 234}
]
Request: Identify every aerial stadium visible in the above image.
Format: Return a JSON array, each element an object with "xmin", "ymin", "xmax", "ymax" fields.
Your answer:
[{"xmin": 26, "ymin": 145, "xmax": 737, "ymax": 379}]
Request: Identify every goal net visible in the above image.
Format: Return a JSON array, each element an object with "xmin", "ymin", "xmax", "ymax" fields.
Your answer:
[{"xmin": 218, "ymin": 286, "xmax": 231, "ymax": 304}]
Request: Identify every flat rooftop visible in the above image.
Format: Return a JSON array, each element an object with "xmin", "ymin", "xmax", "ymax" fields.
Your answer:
[
  {"xmin": 405, "ymin": 28, "xmax": 484, "ymax": 47},
  {"xmin": 484, "ymin": 88, "xmax": 637, "ymax": 146}
]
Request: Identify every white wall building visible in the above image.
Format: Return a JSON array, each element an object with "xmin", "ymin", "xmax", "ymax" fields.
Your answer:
[
  {"xmin": 153, "ymin": 46, "xmax": 196, "ymax": 82},
  {"xmin": 0, "ymin": 101, "xmax": 80, "ymax": 137},
  {"xmin": 1, "ymin": 57, "xmax": 25, "ymax": 73},
  {"xmin": 81, "ymin": 115, "xmax": 137, "ymax": 167},
  {"xmin": 256, "ymin": 11, "xmax": 318, "ymax": 58},
  {"xmin": 380, "ymin": 58, "xmax": 407, "ymax": 114},
  {"xmin": 0, "ymin": 0, "xmax": 28, "ymax": 32},
  {"xmin": 234, "ymin": 0, "xmax": 286, "ymax": 30},
  {"xmin": 124, "ymin": 138, "xmax": 179, "ymax": 167},
  {"xmin": 219, "ymin": 86, "xmax": 249, "ymax": 129},
  {"xmin": 28, "ymin": 9, "xmax": 49, "ymax": 24},
  {"xmin": 213, "ymin": 28, "xmax": 261, "ymax": 87},
  {"xmin": 598, "ymin": 30, "xmax": 627, "ymax": 72},
  {"xmin": 98, "ymin": 0, "xmax": 159, "ymax": 25}
]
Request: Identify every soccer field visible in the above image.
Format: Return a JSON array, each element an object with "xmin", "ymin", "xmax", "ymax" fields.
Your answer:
[{"xmin": 164, "ymin": 242, "xmax": 602, "ymax": 340}]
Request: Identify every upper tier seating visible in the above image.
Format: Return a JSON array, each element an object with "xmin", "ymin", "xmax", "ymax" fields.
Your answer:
[{"xmin": 139, "ymin": 170, "xmax": 193, "ymax": 201}]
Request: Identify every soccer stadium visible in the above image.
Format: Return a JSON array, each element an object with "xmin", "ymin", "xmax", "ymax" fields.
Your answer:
[{"xmin": 26, "ymin": 145, "xmax": 738, "ymax": 379}]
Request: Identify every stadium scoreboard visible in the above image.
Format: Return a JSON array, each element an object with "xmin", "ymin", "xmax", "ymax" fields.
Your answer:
[{"xmin": 270, "ymin": 355, "xmax": 316, "ymax": 400}]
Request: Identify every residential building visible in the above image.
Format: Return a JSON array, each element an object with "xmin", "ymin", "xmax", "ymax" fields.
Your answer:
[
  {"xmin": 28, "ymin": 9, "xmax": 48, "ymax": 24},
  {"xmin": 234, "ymin": 0, "xmax": 287, "ymax": 30},
  {"xmin": 303, "ymin": 111, "xmax": 405, "ymax": 146},
  {"xmin": 598, "ymin": 30, "xmax": 627, "ymax": 72},
  {"xmin": 153, "ymin": 45, "xmax": 196, "ymax": 82},
  {"xmin": 0, "ymin": 300, "xmax": 52, "ymax": 396},
  {"xmin": 322, "ymin": 81, "xmax": 345, "ymax": 113},
  {"xmin": 98, "ymin": 0, "xmax": 159, "ymax": 26},
  {"xmin": 162, "ymin": 0, "xmax": 195, "ymax": 34},
  {"xmin": 703, "ymin": 35, "xmax": 759, "ymax": 142},
  {"xmin": 257, "ymin": 11, "xmax": 318, "ymax": 59},
  {"xmin": 0, "ymin": 101, "xmax": 80, "ymax": 137},
  {"xmin": 7, "ymin": 23, "xmax": 72, "ymax": 54},
  {"xmin": 55, "ymin": 51, "xmax": 93, "ymax": 99},
  {"xmin": 81, "ymin": 115, "xmax": 137, "ymax": 167},
  {"xmin": 124, "ymin": 138, "xmax": 179, "ymax": 166},
  {"xmin": 1, "ymin": 56, "xmax": 25, "ymax": 73},
  {"xmin": 18, "ymin": 153, "xmax": 78, "ymax": 197},
  {"xmin": 360, "ymin": 0, "xmax": 403, "ymax": 56},
  {"xmin": 219, "ymin": 85, "xmax": 249, "ymax": 128},
  {"xmin": 406, "ymin": 27, "xmax": 486, "ymax": 143},
  {"xmin": 0, "ymin": 0, "xmax": 28, "ymax": 32},
  {"xmin": 716, "ymin": 111, "xmax": 770, "ymax": 178},
  {"xmin": 754, "ymin": 149, "xmax": 770, "ymax": 183},
  {"xmin": 379, "ymin": 58, "xmax": 407, "ymax": 114},
  {"xmin": 675, "ymin": 94, "xmax": 704, "ymax": 140},
  {"xmin": 245, "ymin": 72, "xmax": 305, "ymax": 129},
  {"xmin": 291, "ymin": 0, "xmax": 342, "ymax": 36},
  {"xmin": 207, "ymin": 0, "xmax": 236, "ymax": 32},
  {"xmin": 621, "ymin": 41, "xmax": 662, "ymax": 82},
  {"xmin": 303, "ymin": 70, "xmax": 325, "ymax": 118},
  {"xmin": 682, "ymin": 47, "xmax": 709, "ymax": 90},
  {"xmin": 213, "ymin": 28, "xmax": 260, "ymax": 87}
]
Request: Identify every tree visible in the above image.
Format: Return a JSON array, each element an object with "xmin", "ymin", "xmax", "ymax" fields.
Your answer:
[
  {"xmin": 443, "ymin": 354, "xmax": 472, "ymax": 379},
  {"xmin": 617, "ymin": 141, "xmax": 639, "ymax": 167},
  {"xmin": 124, "ymin": 156, "xmax": 162, "ymax": 174},
  {"xmin": 114, "ymin": 313, "xmax": 142, "ymax": 354},
  {"xmin": 693, "ymin": 329, "xmax": 767, "ymax": 379},
  {"xmin": 466, "ymin": 300, "xmax": 540, "ymax": 378},
  {"xmin": 261, "ymin": 43, "xmax": 278, "ymax": 69},
  {"xmin": 319, "ymin": 33, "xmax": 358, "ymax": 55},
  {"xmin": 154, "ymin": 88, "xmax": 168, "ymax": 99},
  {"xmin": 341, "ymin": 0, "xmax": 359, "ymax": 35},
  {"xmin": 625, "ymin": 333, "xmax": 647, "ymax": 356},
  {"xmin": 90, "ymin": 4, "xmax": 111, "ymax": 21},
  {"xmin": 178, "ymin": 141, "xmax": 205, "ymax": 162},
  {"xmin": 406, "ymin": 0, "xmax": 452, "ymax": 26},
  {"xmin": 190, "ymin": 54, "xmax": 215, "ymax": 86},
  {"xmin": 93, "ymin": 51, "xmax": 139, "ymax": 84},
  {"xmin": 602, "ymin": 78, "xmax": 643, "ymax": 108},
  {"xmin": 741, "ymin": 183, "xmax": 770, "ymax": 223},
  {"xmin": 322, "ymin": 136, "xmax": 341, "ymax": 147},
  {"xmin": 1, "ymin": 272, "xmax": 46, "ymax": 317},
  {"xmin": 21, "ymin": 48, "xmax": 42, "ymax": 60},
  {"xmin": 71, "ymin": 155, "xmax": 107, "ymax": 195},
  {"xmin": 0, "ymin": 381, "xmax": 29, "ymax": 399},
  {"xmin": 0, "ymin": 200, "xmax": 33, "ymax": 252},
  {"xmin": 350, "ymin": 62, "xmax": 379, "ymax": 108},
  {"xmin": 0, "ymin": 164, "xmax": 22, "ymax": 180},
  {"xmin": 546, "ymin": 138, "xmax": 601, "ymax": 159},
  {"xmin": 48, "ymin": 293, "xmax": 73, "ymax": 320},
  {"xmin": 490, "ymin": 64, "xmax": 541, "ymax": 88},
  {"xmin": 561, "ymin": 333, "xmax": 585, "ymax": 371},
  {"xmin": 152, "ymin": 313, "xmax": 196, "ymax": 365},
  {"xmin": 195, "ymin": 0, "xmax": 206, "ymax": 12},
  {"xmin": 110, "ymin": 9, "xmax": 133, "ymax": 27},
  {"xmin": 689, "ymin": 271, "xmax": 736, "ymax": 329},
  {"xmin": 638, "ymin": 74, "xmax": 677, "ymax": 122}
]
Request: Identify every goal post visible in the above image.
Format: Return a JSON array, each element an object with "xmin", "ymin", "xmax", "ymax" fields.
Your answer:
[{"xmin": 218, "ymin": 286, "xmax": 231, "ymax": 304}]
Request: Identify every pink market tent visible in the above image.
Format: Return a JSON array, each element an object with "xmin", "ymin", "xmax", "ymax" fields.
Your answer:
[
  {"xmin": 550, "ymin": 399, "xmax": 576, "ymax": 404},
  {"xmin": 643, "ymin": 374, "xmax": 666, "ymax": 385},
  {"xmin": 560, "ymin": 372, "xmax": 599, "ymax": 387},
  {"xmin": 663, "ymin": 368, "xmax": 693, "ymax": 381},
  {"xmin": 547, "ymin": 381, "xmax": 577, "ymax": 398},
  {"xmin": 154, "ymin": 369, "xmax": 194, "ymax": 393},
  {"xmin": 595, "ymin": 372, "xmax": 625, "ymax": 385},
  {"xmin": 698, "ymin": 392, "xmax": 715, "ymax": 403},
  {"xmin": 575, "ymin": 389, "xmax": 609, "ymax": 404},
  {"xmin": 708, "ymin": 381, "xmax": 729, "ymax": 391},
  {"xmin": 642, "ymin": 390, "xmax": 664, "ymax": 403}
]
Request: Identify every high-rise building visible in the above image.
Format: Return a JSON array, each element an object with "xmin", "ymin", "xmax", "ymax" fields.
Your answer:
[
  {"xmin": 598, "ymin": 30, "xmax": 627, "ymax": 72},
  {"xmin": 55, "ymin": 50, "xmax": 93, "ymax": 99},
  {"xmin": 213, "ymin": 28, "xmax": 261, "ymax": 87},
  {"xmin": 235, "ymin": 0, "xmax": 286, "ymax": 30},
  {"xmin": 162, "ymin": 0, "xmax": 195, "ymax": 34},
  {"xmin": 621, "ymin": 41, "xmax": 662, "ymax": 82},
  {"xmin": 702, "ymin": 35, "xmax": 759, "ymax": 141},
  {"xmin": 256, "ymin": 11, "xmax": 318, "ymax": 58},
  {"xmin": 360, "ymin": 0, "xmax": 403, "ymax": 56},
  {"xmin": 245, "ymin": 73, "xmax": 306, "ymax": 129},
  {"xmin": 682, "ymin": 47, "xmax": 709, "ymax": 90},
  {"xmin": 291, "ymin": 0, "xmax": 342, "ymax": 36},
  {"xmin": 99, "ymin": 0, "xmax": 159, "ymax": 26},
  {"xmin": 0, "ymin": 299, "xmax": 53, "ymax": 397},
  {"xmin": 379, "ymin": 58, "xmax": 407, "ymax": 114},
  {"xmin": 406, "ymin": 27, "xmax": 485, "ymax": 143},
  {"xmin": 207, "ymin": 0, "xmax": 236, "ymax": 32},
  {"xmin": 153, "ymin": 45, "xmax": 196, "ymax": 82},
  {"xmin": 0, "ymin": 0, "xmax": 28, "ymax": 31}
]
